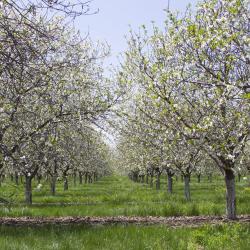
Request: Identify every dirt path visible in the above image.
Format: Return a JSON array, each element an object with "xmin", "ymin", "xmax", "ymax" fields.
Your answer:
[{"xmin": 0, "ymin": 215, "xmax": 250, "ymax": 227}]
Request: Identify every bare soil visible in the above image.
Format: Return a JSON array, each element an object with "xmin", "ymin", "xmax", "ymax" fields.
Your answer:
[{"xmin": 0, "ymin": 215, "xmax": 249, "ymax": 227}]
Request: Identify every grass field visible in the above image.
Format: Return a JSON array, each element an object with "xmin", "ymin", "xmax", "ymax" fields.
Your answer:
[
  {"xmin": 0, "ymin": 175, "xmax": 250, "ymax": 250},
  {"xmin": 0, "ymin": 175, "xmax": 249, "ymax": 217},
  {"xmin": 0, "ymin": 223, "xmax": 249, "ymax": 250}
]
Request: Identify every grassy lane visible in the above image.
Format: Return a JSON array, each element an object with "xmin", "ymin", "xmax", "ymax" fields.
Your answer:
[
  {"xmin": 0, "ymin": 175, "xmax": 249, "ymax": 217},
  {"xmin": 0, "ymin": 223, "xmax": 249, "ymax": 250}
]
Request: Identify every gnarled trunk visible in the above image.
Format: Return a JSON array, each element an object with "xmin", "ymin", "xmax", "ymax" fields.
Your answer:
[
  {"xmin": 225, "ymin": 169, "xmax": 236, "ymax": 219},
  {"xmin": 184, "ymin": 175, "xmax": 191, "ymax": 201},
  {"xmin": 25, "ymin": 175, "xmax": 32, "ymax": 205}
]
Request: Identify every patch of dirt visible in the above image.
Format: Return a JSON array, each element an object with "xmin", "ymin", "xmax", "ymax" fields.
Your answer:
[{"xmin": 0, "ymin": 215, "xmax": 249, "ymax": 227}]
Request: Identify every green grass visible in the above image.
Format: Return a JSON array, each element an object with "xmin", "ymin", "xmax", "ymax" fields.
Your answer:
[
  {"xmin": 0, "ymin": 223, "xmax": 249, "ymax": 250},
  {"xmin": 0, "ymin": 175, "xmax": 249, "ymax": 217}
]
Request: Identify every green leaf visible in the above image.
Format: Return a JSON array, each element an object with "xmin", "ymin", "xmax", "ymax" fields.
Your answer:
[
  {"xmin": 242, "ymin": 93, "xmax": 250, "ymax": 99},
  {"xmin": 187, "ymin": 24, "xmax": 197, "ymax": 36}
]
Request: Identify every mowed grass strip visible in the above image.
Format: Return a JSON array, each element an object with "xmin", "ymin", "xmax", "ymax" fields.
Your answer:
[
  {"xmin": 0, "ymin": 175, "xmax": 249, "ymax": 217},
  {"xmin": 0, "ymin": 223, "xmax": 249, "ymax": 250}
]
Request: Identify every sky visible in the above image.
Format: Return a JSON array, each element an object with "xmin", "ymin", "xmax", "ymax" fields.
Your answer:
[
  {"xmin": 75, "ymin": 0, "xmax": 199, "ymax": 67},
  {"xmin": 73, "ymin": 0, "xmax": 199, "ymax": 144}
]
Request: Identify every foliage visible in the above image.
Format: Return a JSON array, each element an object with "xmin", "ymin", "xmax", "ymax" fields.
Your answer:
[{"xmin": 116, "ymin": 0, "xmax": 250, "ymax": 218}]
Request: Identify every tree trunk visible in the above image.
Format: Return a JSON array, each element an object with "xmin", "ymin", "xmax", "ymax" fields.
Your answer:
[
  {"xmin": 0, "ymin": 173, "xmax": 4, "ymax": 186},
  {"xmin": 141, "ymin": 175, "xmax": 145, "ymax": 183},
  {"xmin": 0, "ymin": 163, "xmax": 3, "ymax": 187},
  {"xmin": 14, "ymin": 172, "xmax": 19, "ymax": 185},
  {"xmin": 150, "ymin": 174, "xmax": 154, "ymax": 188},
  {"xmin": 73, "ymin": 171, "xmax": 77, "ymax": 186},
  {"xmin": 64, "ymin": 176, "xmax": 68, "ymax": 191},
  {"xmin": 225, "ymin": 169, "xmax": 236, "ymax": 219},
  {"xmin": 167, "ymin": 173, "xmax": 173, "ymax": 194},
  {"xmin": 10, "ymin": 174, "xmax": 13, "ymax": 182},
  {"xmin": 156, "ymin": 171, "xmax": 161, "ymax": 190},
  {"xmin": 50, "ymin": 176, "xmax": 56, "ymax": 196},
  {"xmin": 88, "ymin": 174, "xmax": 92, "ymax": 183},
  {"xmin": 238, "ymin": 173, "xmax": 241, "ymax": 182},
  {"xmin": 146, "ymin": 174, "xmax": 148, "ymax": 184},
  {"xmin": 25, "ymin": 175, "xmax": 32, "ymax": 205},
  {"xmin": 79, "ymin": 172, "xmax": 83, "ymax": 184},
  {"xmin": 184, "ymin": 175, "xmax": 191, "ymax": 201},
  {"xmin": 197, "ymin": 174, "xmax": 201, "ymax": 183},
  {"xmin": 85, "ymin": 173, "xmax": 88, "ymax": 184},
  {"xmin": 208, "ymin": 173, "xmax": 212, "ymax": 183},
  {"xmin": 181, "ymin": 175, "xmax": 184, "ymax": 182},
  {"xmin": 134, "ymin": 172, "xmax": 138, "ymax": 182}
]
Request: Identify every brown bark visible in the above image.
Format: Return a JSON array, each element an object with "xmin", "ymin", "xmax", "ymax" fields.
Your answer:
[
  {"xmin": 25, "ymin": 175, "xmax": 32, "ymax": 205},
  {"xmin": 225, "ymin": 169, "xmax": 236, "ymax": 219}
]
